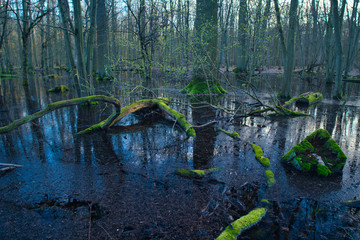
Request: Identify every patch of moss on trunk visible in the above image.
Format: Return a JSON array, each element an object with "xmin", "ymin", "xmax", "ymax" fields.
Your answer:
[{"xmin": 180, "ymin": 78, "xmax": 227, "ymax": 95}]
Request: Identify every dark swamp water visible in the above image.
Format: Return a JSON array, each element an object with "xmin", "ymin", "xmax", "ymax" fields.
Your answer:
[{"xmin": 0, "ymin": 72, "xmax": 360, "ymax": 239}]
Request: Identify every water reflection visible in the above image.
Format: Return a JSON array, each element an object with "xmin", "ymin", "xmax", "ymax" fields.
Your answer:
[{"xmin": 192, "ymin": 103, "xmax": 217, "ymax": 169}]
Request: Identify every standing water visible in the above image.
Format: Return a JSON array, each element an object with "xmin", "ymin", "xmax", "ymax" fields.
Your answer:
[{"xmin": 0, "ymin": 73, "xmax": 359, "ymax": 239}]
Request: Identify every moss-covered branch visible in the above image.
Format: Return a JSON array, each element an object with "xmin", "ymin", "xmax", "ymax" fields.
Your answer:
[
  {"xmin": 219, "ymin": 128, "xmax": 240, "ymax": 139},
  {"xmin": 0, "ymin": 95, "xmax": 121, "ymax": 134}
]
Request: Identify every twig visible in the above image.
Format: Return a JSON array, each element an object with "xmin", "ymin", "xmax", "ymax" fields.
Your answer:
[
  {"xmin": 96, "ymin": 223, "xmax": 114, "ymax": 240},
  {"xmin": 88, "ymin": 203, "xmax": 92, "ymax": 240},
  {"xmin": 0, "ymin": 167, "xmax": 15, "ymax": 172},
  {"xmin": 0, "ymin": 163, "xmax": 23, "ymax": 168}
]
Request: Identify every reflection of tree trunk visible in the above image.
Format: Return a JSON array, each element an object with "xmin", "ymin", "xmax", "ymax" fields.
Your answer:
[
  {"xmin": 24, "ymin": 82, "xmax": 45, "ymax": 161},
  {"xmin": 191, "ymin": 105, "xmax": 216, "ymax": 169}
]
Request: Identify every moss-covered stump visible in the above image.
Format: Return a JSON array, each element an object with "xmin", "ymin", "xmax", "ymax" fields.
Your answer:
[
  {"xmin": 215, "ymin": 208, "xmax": 267, "ymax": 240},
  {"xmin": 219, "ymin": 128, "xmax": 240, "ymax": 139},
  {"xmin": 281, "ymin": 129, "xmax": 347, "ymax": 177},
  {"xmin": 175, "ymin": 168, "xmax": 218, "ymax": 179},
  {"xmin": 48, "ymin": 85, "xmax": 69, "ymax": 93},
  {"xmin": 180, "ymin": 78, "xmax": 227, "ymax": 95},
  {"xmin": 284, "ymin": 92, "xmax": 323, "ymax": 106},
  {"xmin": 249, "ymin": 143, "xmax": 271, "ymax": 168}
]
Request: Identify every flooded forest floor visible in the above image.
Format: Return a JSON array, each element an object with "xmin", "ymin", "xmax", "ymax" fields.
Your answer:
[{"xmin": 0, "ymin": 71, "xmax": 360, "ymax": 239}]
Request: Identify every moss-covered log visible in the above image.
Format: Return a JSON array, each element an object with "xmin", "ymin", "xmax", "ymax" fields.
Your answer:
[
  {"xmin": 0, "ymin": 95, "xmax": 121, "ymax": 134},
  {"xmin": 215, "ymin": 208, "xmax": 267, "ymax": 240}
]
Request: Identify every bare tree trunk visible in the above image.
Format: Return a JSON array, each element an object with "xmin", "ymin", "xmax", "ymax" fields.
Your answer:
[
  {"xmin": 344, "ymin": 0, "xmax": 360, "ymax": 78},
  {"xmin": 236, "ymin": 0, "xmax": 248, "ymax": 72},
  {"xmin": 73, "ymin": 0, "xmax": 87, "ymax": 85},
  {"xmin": 97, "ymin": 0, "xmax": 108, "ymax": 78},
  {"xmin": 331, "ymin": 0, "xmax": 343, "ymax": 99},
  {"xmin": 218, "ymin": 0, "xmax": 233, "ymax": 72},
  {"xmin": 58, "ymin": 0, "xmax": 75, "ymax": 70},
  {"xmin": 274, "ymin": 0, "xmax": 298, "ymax": 98}
]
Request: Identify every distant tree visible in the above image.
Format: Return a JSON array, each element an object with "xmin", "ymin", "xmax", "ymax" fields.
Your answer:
[
  {"xmin": 13, "ymin": 0, "xmax": 50, "ymax": 86},
  {"xmin": 274, "ymin": 0, "xmax": 298, "ymax": 98}
]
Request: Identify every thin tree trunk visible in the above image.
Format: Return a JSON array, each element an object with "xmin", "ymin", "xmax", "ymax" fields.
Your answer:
[
  {"xmin": 58, "ymin": 0, "xmax": 75, "ymax": 70},
  {"xmin": 97, "ymin": 0, "xmax": 108, "ymax": 78},
  {"xmin": 331, "ymin": 0, "xmax": 343, "ymax": 98},
  {"xmin": 274, "ymin": 0, "xmax": 298, "ymax": 98},
  {"xmin": 73, "ymin": 0, "xmax": 87, "ymax": 85},
  {"xmin": 237, "ymin": 0, "xmax": 248, "ymax": 72}
]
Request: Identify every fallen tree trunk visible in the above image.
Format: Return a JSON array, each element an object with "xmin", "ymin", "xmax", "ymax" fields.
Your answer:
[
  {"xmin": 0, "ymin": 95, "xmax": 121, "ymax": 134},
  {"xmin": 0, "ymin": 96, "xmax": 196, "ymax": 137}
]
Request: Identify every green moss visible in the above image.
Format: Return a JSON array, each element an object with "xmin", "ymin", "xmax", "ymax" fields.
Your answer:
[
  {"xmin": 80, "ymin": 101, "xmax": 99, "ymax": 106},
  {"xmin": 260, "ymin": 199, "xmax": 271, "ymax": 206},
  {"xmin": 305, "ymin": 128, "xmax": 330, "ymax": 143},
  {"xmin": 317, "ymin": 164, "xmax": 332, "ymax": 177},
  {"xmin": 176, "ymin": 168, "xmax": 218, "ymax": 178},
  {"xmin": 48, "ymin": 85, "xmax": 69, "ymax": 93},
  {"xmin": 284, "ymin": 92, "xmax": 323, "ymax": 106},
  {"xmin": 219, "ymin": 128, "xmax": 240, "ymax": 139},
  {"xmin": 180, "ymin": 78, "xmax": 227, "ymax": 95},
  {"xmin": 282, "ymin": 128, "xmax": 347, "ymax": 176},
  {"xmin": 265, "ymin": 170, "xmax": 276, "ymax": 187},
  {"xmin": 215, "ymin": 208, "xmax": 267, "ymax": 240},
  {"xmin": 154, "ymin": 99, "xmax": 196, "ymax": 137},
  {"xmin": 324, "ymin": 138, "xmax": 347, "ymax": 161},
  {"xmin": 249, "ymin": 143, "xmax": 271, "ymax": 167}
]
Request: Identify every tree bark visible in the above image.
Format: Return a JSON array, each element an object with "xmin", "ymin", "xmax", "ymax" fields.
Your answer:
[
  {"xmin": 181, "ymin": 0, "xmax": 227, "ymax": 94},
  {"xmin": 96, "ymin": 0, "xmax": 108, "ymax": 78},
  {"xmin": 236, "ymin": 0, "xmax": 248, "ymax": 72},
  {"xmin": 274, "ymin": 0, "xmax": 298, "ymax": 98},
  {"xmin": 73, "ymin": 0, "xmax": 87, "ymax": 83},
  {"xmin": 331, "ymin": 0, "xmax": 343, "ymax": 99}
]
